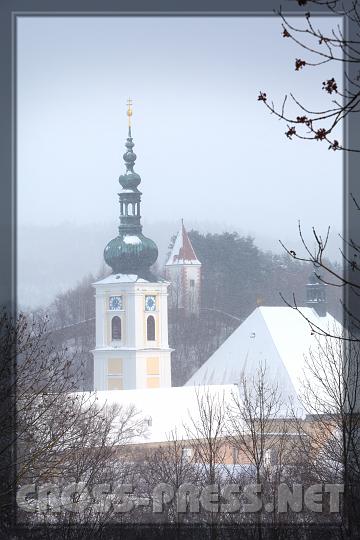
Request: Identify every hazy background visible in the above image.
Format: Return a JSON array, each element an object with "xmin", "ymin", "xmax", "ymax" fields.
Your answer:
[{"xmin": 17, "ymin": 16, "xmax": 343, "ymax": 309}]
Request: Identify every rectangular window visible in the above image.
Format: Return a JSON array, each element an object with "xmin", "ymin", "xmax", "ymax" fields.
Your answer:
[
  {"xmin": 182, "ymin": 448, "xmax": 192, "ymax": 461},
  {"xmin": 108, "ymin": 358, "xmax": 123, "ymax": 375},
  {"xmin": 147, "ymin": 376, "xmax": 160, "ymax": 389},
  {"xmin": 108, "ymin": 378, "xmax": 123, "ymax": 390},
  {"xmin": 146, "ymin": 357, "xmax": 159, "ymax": 376}
]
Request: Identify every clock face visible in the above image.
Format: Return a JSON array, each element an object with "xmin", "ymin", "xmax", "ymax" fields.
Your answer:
[
  {"xmin": 145, "ymin": 295, "xmax": 156, "ymax": 312},
  {"xmin": 109, "ymin": 296, "xmax": 123, "ymax": 310}
]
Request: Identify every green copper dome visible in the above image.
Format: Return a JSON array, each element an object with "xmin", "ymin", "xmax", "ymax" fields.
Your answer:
[
  {"xmin": 104, "ymin": 112, "xmax": 158, "ymax": 278},
  {"xmin": 104, "ymin": 233, "xmax": 158, "ymax": 275}
]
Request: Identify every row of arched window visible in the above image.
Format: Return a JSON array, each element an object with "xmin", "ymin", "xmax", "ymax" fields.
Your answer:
[
  {"xmin": 120, "ymin": 202, "xmax": 140, "ymax": 217},
  {"xmin": 111, "ymin": 315, "xmax": 155, "ymax": 341}
]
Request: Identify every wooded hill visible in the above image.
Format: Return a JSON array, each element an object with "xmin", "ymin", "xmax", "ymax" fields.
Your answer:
[{"xmin": 39, "ymin": 230, "xmax": 342, "ymax": 388}]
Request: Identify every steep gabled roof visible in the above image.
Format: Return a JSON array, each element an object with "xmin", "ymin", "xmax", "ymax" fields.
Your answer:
[
  {"xmin": 166, "ymin": 221, "xmax": 201, "ymax": 266},
  {"xmin": 185, "ymin": 306, "xmax": 342, "ymax": 414}
]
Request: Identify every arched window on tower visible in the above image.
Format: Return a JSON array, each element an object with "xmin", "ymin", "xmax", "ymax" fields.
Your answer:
[
  {"xmin": 112, "ymin": 316, "xmax": 121, "ymax": 341},
  {"xmin": 147, "ymin": 315, "xmax": 155, "ymax": 341}
]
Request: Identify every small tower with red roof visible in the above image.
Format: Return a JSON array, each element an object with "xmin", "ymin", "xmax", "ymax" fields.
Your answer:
[{"xmin": 165, "ymin": 220, "xmax": 202, "ymax": 315}]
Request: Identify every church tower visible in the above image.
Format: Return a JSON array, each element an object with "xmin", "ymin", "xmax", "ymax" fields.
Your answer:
[
  {"xmin": 92, "ymin": 101, "xmax": 172, "ymax": 391},
  {"xmin": 165, "ymin": 220, "xmax": 201, "ymax": 315}
]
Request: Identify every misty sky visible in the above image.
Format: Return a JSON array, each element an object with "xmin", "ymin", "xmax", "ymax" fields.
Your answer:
[{"xmin": 17, "ymin": 16, "xmax": 344, "ymax": 307}]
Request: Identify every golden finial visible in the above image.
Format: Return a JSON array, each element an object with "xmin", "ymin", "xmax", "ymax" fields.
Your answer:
[{"xmin": 127, "ymin": 98, "xmax": 133, "ymax": 128}]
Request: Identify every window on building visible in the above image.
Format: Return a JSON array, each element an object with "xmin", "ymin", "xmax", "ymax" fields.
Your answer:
[
  {"xmin": 264, "ymin": 448, "xmax": 277, "ymax": 468},
  {"xmin": 146, "ymin": 358, "xmax": 159, "ymax": 388},
  {"xmin": 108, "ymin": 358, "xmax": 123, "ymax": 390},
  {"xmin": 147, "ymin": 315, "xmax": 155, "ymax": 341},
  {"xmin": 111, "ymin": 316, "xmax": 121, "ymax": 340},
  {"xmin": 147, "ymin": 377, "xmax": 160, "ymax": 389},
  {"xmin": 108, "ymin": 378, "xmax": 123, "ymax": 390},
  {"xmin": 181, "ymin": 448, "xmax": 192, "ymax": 461},
  {"xmin": 146, "ymin": 357, "xmax": 159, "ymax": 376},
  {"xmin": 190, "ymin": 279, "xmax": 195, "ymax": 287},
  {"xmin": 108, "ymin": 358, "xmax": 123, "ymax": 374}
]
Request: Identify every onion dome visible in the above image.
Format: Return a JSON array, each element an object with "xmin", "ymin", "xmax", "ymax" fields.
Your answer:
[{"xmin": 104, "ymin": 101, "xmax": 158, "ymax": 277}]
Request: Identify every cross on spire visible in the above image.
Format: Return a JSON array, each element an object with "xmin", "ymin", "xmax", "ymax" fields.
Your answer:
[{"xmin": 127, "ymin": 98, "xmax": 133, "ymax": 128}]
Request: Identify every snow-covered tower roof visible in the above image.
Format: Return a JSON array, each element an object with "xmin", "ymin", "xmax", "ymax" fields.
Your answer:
[{"xmin": 166, "ymin": 220, "xmax": 201, "ymax": 266}]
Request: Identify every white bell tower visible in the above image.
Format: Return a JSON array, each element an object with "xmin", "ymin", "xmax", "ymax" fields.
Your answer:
[
  {"xmin": 92, "ymin": 275, "xmax": 172, "ymax": 391},
  {"xmin": 92, "ymin": 101, "xmax": 172, "ymax": 391}
]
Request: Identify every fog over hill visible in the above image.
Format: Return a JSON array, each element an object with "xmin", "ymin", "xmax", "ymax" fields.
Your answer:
[
  {"xmin": 18, "ymin": 219, "xmax": 342, "ymax": 311},
  {"xmin": 17, "ymin": 16, "xmax": 343, "ymax": 312}
]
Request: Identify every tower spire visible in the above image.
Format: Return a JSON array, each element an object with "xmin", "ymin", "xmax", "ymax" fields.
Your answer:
[{"xmin": 103, "ymin": 101, "xmax": 158, "ymax": 277}]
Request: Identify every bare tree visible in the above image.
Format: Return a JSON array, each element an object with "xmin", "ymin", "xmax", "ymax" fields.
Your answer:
[
  {"xmin": 26, "ymin": 399, "xmax": 145, "ymax": 537},
  {"xmin": 256, "ymin": 1, "xmax": 360, "ymax": 336},
  {"xmin": 225, "ymin": 363, "xmax": 291, "ymax": 536},
  {"xmin": 182, "ymin": 387, "xmax": 227, "ymax": 535},
  {"xmin": 289, "ymin": 333, "xmax": 360, "ymax": 537},
  {"xmin": 184, "ymin": 388, "xmax": 227, "ymax": 486},
  {"xmin": 226, "ymin": 364, "xmax": 285, "ymax": 484},
  {"xmin": 139, "ymin": 429, "xmax": 201, "ymax": 526},
  {"xmin": 0, "ymin": 310, "xmax": 145, "ymax": 536},
  {"xmin": 258, "ymin": 0, "xmax": 360, "ymax": 152}
]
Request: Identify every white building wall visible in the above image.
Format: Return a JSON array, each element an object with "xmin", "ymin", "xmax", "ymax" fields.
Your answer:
[
  {"xmin": 166, "ymin": 263, "xmax": 201, "ymax": 314},
  {"xmin": 92, "ymin": 276, "xmax": 172, "ymax": 391}
]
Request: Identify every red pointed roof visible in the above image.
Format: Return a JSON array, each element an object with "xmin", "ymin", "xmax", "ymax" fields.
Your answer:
[{"xmin": 166, "ymin": 221, "xmax": 201, "ymax": 266}]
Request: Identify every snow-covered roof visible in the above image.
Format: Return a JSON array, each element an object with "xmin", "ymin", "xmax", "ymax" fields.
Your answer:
[
  {"xmin": 185, "ymin": 306, "xmax": 342, "ymax": 413},
  {"xmin": 166, "ymin": 222, "xmax": 201, "ymax": 266},
  {"xmin": 122, "ymin": 235, "xmax": 142, "ymax": 245},
  {"xmin": 93, "ymin": 274, "xmax": 149, "ymax": 285},
  {"xmin": 93, "ymin": 274, "xmax": 168, "ymax": 286},
  {"xmin": 87, "ymin": 384, "xmax": 238, "ymax": 444}
]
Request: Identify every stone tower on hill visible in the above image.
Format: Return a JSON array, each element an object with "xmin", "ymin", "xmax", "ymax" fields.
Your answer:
[{"xmin": 165, "ymin": 220, "xmax": 202, "ymax": 315}]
